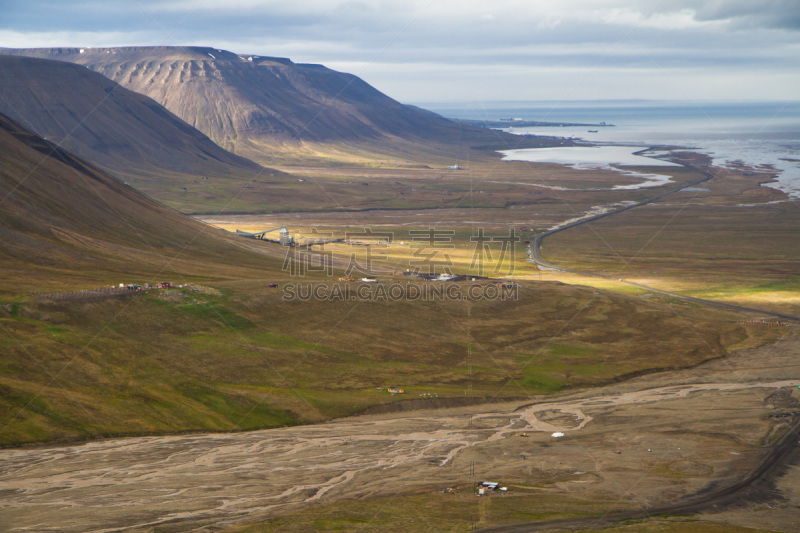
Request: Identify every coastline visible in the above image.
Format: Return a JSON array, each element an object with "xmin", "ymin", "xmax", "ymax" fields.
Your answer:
[{"xmin": 430, "ymin": 100, "xmax": 800, "ymax": 199}]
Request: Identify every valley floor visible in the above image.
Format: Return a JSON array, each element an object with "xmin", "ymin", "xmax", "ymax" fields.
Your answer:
[{"xmin": 2, "ymin": 331, "xmax": 799, "ymax": 532}]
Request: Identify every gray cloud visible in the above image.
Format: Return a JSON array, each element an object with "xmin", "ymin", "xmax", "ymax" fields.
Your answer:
[
  {"xmin": 2, "ymin": 0, "xmax": 799, "ymax": 101},
  {"xmin": 642, "ymin": 0, "xmax": 800, "ymax": 30}
]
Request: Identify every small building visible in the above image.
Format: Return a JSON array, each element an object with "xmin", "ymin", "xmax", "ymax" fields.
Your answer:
[
  {"xmin": 279, "ymin": 226, "xmax": 293, "ymax": 246},
  {"xmin": 388, "ymin": 386, "xmax": 405, "ymax": 394}
]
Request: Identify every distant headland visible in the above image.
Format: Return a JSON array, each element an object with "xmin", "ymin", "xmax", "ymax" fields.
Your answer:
[{"xmin": 454, "ymin": 118, "xmax": 615, "ymax": 128}]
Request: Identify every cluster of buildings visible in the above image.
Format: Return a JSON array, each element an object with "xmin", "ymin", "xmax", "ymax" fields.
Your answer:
[
  {"xmin": 119, "ymin": 282, "xmax": 173, "ymax": 291},
  {"xmin": 477, "ymin": 481, "xmax": 508, "ymax": 496}
]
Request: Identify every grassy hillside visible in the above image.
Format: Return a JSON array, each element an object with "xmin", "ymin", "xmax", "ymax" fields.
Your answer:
[
  {"xmin": 0, "ymin": 276, "xmax": 755, "ymax": 446},
  {"xmin": 0, "ymin": 111, "xmax": 285, "ymax": 299}
]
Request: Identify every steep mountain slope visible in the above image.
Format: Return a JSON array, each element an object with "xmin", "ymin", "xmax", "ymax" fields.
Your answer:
[
  {"xmin": 0, "ymin": 46, "xmax": 552, "ymax": 162},
  {"xmin": 0, "ymin": 111, "xmax": 284, "ymax": 298},
  {"xmin": 0, "ymin": 54, "xmax": 294, "ymax": 212}
]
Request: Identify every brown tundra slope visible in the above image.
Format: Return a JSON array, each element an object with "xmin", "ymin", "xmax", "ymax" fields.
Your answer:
[
  {"xmin": 0, "ymin": 110, "xmax": 282, "ymax": 298},
  {"xmin": 0, "ymin": 55, "xmax": 275, "ymax": 180}
]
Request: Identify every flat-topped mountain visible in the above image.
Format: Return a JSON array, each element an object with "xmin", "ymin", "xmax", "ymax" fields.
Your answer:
[
  {"xmin": 0, "ymin": 54, "xmax": 292, "ymax": 212},
  {"xmin": 0, "ymin": 54, "xmax": 267, "ymax": 176},
  {"xmin": 0, "ymin": 46, "xmax": 559, "ymax": 162}
]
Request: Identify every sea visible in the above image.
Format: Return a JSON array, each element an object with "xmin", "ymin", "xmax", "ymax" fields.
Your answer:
[{"xmin": 416, "ymin": 100, "xmax": 800, "ymax": 198}]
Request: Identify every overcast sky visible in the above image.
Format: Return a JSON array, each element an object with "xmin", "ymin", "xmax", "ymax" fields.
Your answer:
[{"xmin": 2, "ymin": 0, "xmax": 799, "ymax": 103}]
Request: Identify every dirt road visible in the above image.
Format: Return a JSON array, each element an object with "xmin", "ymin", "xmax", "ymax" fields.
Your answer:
[
  {"xmin": 480, "ymin": 415, "xmax": 800, "ymax": 532},
  {"xmin": 528, "ymin": 157, "xmax": 800, "ymax": 323}
]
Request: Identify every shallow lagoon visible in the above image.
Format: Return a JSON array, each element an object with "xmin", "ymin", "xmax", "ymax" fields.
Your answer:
[{"xmin": 499, "ymin": 145, "xmax": 681, "ymax": 190}]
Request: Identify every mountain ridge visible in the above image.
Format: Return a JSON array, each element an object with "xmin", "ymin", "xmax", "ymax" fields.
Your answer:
[
  {"xmin": 0, "ymin": 54, "xmax": 267, "ymax": 174},
  {"xmin": 0, "ymin": 54, "xmax": 296, "ymax": 213},
  {"xmin": 0, "ymin": 46, "xmax": 560, "ymax": 163}
]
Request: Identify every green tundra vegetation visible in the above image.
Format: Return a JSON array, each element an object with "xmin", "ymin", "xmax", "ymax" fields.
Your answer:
[{"xmin": 0, "ymin": 276, "xmax": 757, "ymax": 446}]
